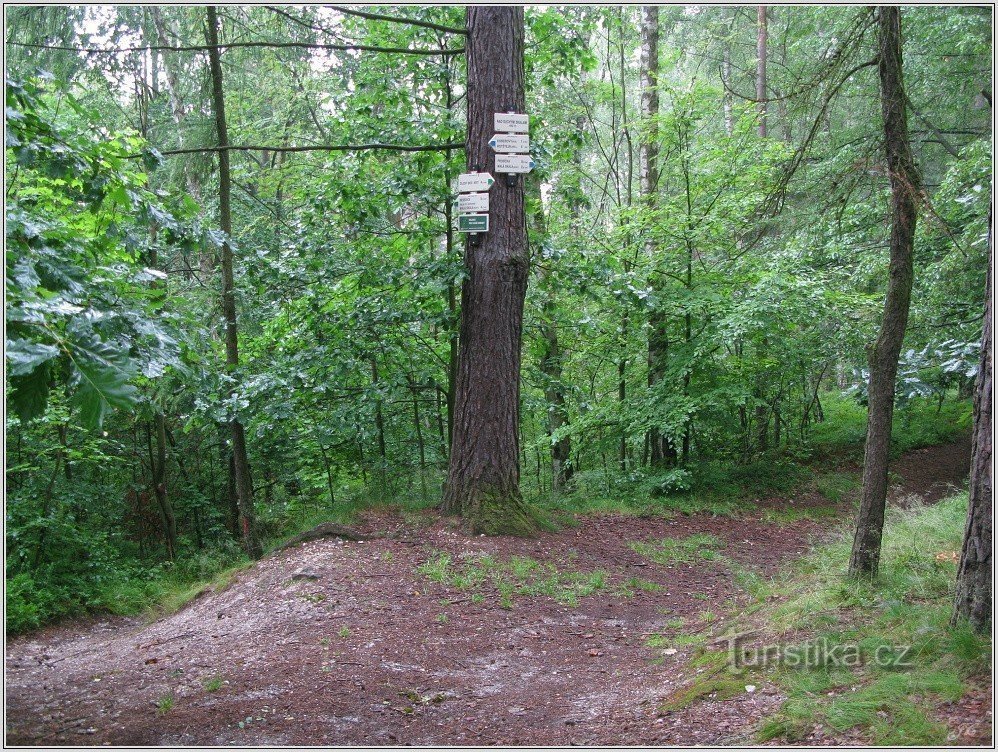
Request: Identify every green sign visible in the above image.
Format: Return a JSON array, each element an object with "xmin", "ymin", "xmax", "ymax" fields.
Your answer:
[{"xmin": 458, "ymin": 214, "xmax": 489, "ymax": 233}]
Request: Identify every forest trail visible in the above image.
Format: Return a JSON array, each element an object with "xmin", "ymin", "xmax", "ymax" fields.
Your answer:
[{"xmin": 5, "ymin": 437, "xmax": 973, "ymax": 746}]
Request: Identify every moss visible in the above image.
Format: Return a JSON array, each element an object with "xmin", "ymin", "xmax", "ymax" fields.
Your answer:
[
  {"xmin": 660, "ymin": 674, "xmax": 748, "ymax": 713},
  {"xmin": 467, "ymin": 489, "xmax": 545, "ymax": 536}
]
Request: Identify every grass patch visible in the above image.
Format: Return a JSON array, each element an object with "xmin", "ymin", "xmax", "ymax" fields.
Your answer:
[
  {"xmin": 617, "ymin": 576, "xmax": 666, "ymax": 597},
  {"xmin": 629, "ymin": 533, "xmax": 725, "ymax": 566},
  {"xmin": 814, "ymin": 470, "xmax": 861, "ymax": 504},
  {"xmin": 415, "ymin": 551, "xmax": 608, "ymax": 608},
  {"xmin": 723, "ymin": 493, "xmax": 989, "ymax": 745},
  {"xmin": 645, "ymin": 631, "xmax": 706, "ymax": 650},
  {"xmin": 203, "ymin": 675, "xmax": 224, "ymax": 693},
  {"xmin": 155, "ymin": 694, "xmax": 174, "ymax": 715}
]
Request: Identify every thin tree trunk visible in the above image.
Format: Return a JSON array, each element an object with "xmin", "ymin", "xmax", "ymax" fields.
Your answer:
[
  {"xmin": 952, "ymin": 205, "xmax": 992, "ymax": 632},
  {"xmin": 756, "ymin": 5, "xmax": 768, "ymax": 138},
  {"xmin": 151, "ymin": 414, "xmax": 176, "ymax": 559},
  {"xmin": 370, "ymin": 355, "xmax": 387, "ymax": 492},
  {"xmin": 531, "ymin": 175, "xmax": 573, "ymax": 492},
  {"xmin": 442, "ymin": 6, "xmax": 536, "ymax": 536},
  {"xmin": 138, "ymin": 39, "xmax": 179, "ymax": 561},
  {"xmin": 755, "ymin": 4, "xmax": 770, "ymax": 453},
  {"xmin": 849, "ymin": 6, "xmax": 921, "ymax": 578},
  {"xmin": 206, "ymin": 6, "xmax": 261, "ymax": 559},
  {"xmin": 443, "ymin": 61, "xmax": 459, "ymax": 452},
  {"xmin": 722, "ymin": 43, "xmax": 734, "ymax": 137},
  {"xmin": 642, "ymin": 6, "xmax": 673, "ymax": 468},
  {"xmin": 318, "ymin": 441, "xmax": 337, "ymax": 506}
]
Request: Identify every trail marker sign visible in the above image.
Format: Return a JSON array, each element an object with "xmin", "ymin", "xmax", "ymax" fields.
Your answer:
[
  {"xmin": 457, "ymin": 172, "xmax": 495, "ymax": 192},
  {"xmin": 488, "ymin": 133, "xmax": 529, "ymax": 153},
  {"xmin": 494, "ymin": 154, "xmax": 535, "ymax": 174},
  {"xmin": 458, "ymin": 192, "xmax": 489, "ymax": 213},
  {"xmin": 458, "ymin": 214, "xmax": 489, "ymax": 233},
  {"xmin": 494, "ymin": 112, "xmax": 529, "ymax": 133}
]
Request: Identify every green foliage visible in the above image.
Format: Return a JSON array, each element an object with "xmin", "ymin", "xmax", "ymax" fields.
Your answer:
[{"xmin": 5, "ymin": 77, "xmax": 188, "ymax": 427}]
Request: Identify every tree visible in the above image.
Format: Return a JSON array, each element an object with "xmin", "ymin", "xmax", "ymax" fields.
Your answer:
[
  {"xmin": 529, "ymin": 174, "xmax": 573, "ymax": 492},
  {"xmin": 205, "ymin": 6, "xmax": 262, "ymax": 559},
  {"xmin": 754, "ymin": 4, "xmax": 771, "ymax": 453},
  {"xmin": 952, "ymin": 205, "xmax": 992, "ymax": 633},
  {"xmin": 642, "ymin": 6, "xmax": 673, "ymax": 468},
  {"xmin": 849, "ymin": 7, "xmax": 922, "ymax": 578},
  {"xmin": 441, "ymin": 6, "xmax": 538, "ymax": 535}
]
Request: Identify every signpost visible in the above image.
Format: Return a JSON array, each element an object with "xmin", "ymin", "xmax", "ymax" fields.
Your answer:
[
  {"xmin": 456, "ymin": 110, "xmax": 530, "ymax": 236},
  {"xmin": 458, "ymin": 214, "xmax": 489, "ymax": 233},
  {"xmin": 456, "ymin": 170, "xmax": 494, "ymax": 241},
  {"xmin": 493, "ymin": 112, "xmax": 531, "ymax": 185},
  {"xmin": 488, "ymin": 133, "xmax": 529, "ymax": 153},
  {"xmin": 494, "ymin": 112, "xmax": 529, "ymax": 133},
  {"xmin": 494, "ymin": 154, "xmax": 535, "ymax": 174},
  {"xmin": 457, "ymin": 172, "xmax": 495, "ymax": 192},
  {"xmin": 458, "ymin": 192, "xmax": 489, "ymax": 213}
]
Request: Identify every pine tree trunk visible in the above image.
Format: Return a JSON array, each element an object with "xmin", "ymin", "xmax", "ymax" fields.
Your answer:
[
  {"xmin": 849, "ymin": 6, "xmax": 920, "ymax": 578},
  {"xmin": 441, "ymin": 6, "xmax": 536, "ymax": 536},
  {"xmin": 206, "ymin": 6, "xmax": 262, "ymax": 560},
  {"xmin": 952, "ymin": 206, "xmax": 992, "ymax": 632}
]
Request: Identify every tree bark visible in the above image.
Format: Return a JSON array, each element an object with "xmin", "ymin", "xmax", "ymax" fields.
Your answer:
[
  {"xmin": 151, "ymin": 413, "xmax": 176, "ymax": 560},
  {"xmin": 754, "ymin": 4, "xmax": 770, "ymax": 453},
  {"xmin": 441, "ymin": 6, "xmax": 536, "ymax": 535},
  {"xmin": 206, "ymin": 6, "xmax": 262, "ymax": 559},
  {"xmin": 952, "ymin": 205, "xmax": 992, "ymax": 632},
  {"xmin": 642, "ymin": 6, "xmax": 673, "ymax": 469},
  {"xmin": 370, "ymin": 354, "xmax": 387, "ymax": 492},
  {"xmin": 849, "ymin": 6, "xmax": 921, "ymax": 578}
]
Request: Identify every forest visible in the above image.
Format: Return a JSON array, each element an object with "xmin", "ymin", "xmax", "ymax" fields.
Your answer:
[{"xmin": 4, "ymin": 4, "xmax": 993, "ymax": 747}]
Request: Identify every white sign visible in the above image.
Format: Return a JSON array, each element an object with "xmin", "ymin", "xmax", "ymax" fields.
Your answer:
[
  {"xmin": 494, "ymin": 112, "xmax": 529, "ymax": 133},
  {"xmin": 488, "ymin": 134, "xmax": 530, "ymax": 153},
  {"xmin": 457, "ymin": 172, "xmax": 495, "ymax": 192},
  {"xmin": 457, "ymin": 192, "xmax": 489, "ymax": 213},
  {"xmin": 495, "ymin": 154, "xmax": 535, "ymax": 174}
]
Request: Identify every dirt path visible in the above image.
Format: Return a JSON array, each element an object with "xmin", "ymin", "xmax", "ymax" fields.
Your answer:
[{"xmin": 4, "ymin": 438, "xmax": 975, "ymax": 746}]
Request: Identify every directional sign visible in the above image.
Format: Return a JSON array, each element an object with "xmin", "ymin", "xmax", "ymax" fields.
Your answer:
[
  {"xmin": 458, "ymin": 214, "xmax": 489, "ymax": 233},
  {"xmin": 494, "ymin": 112, "xmax": 529, "ymax": 133},
  {"xmin": 457, "ymin": 172, "xmax": 495, "ymax": 192},
  {"xmin": 488, "ymin": 133, "xmax": 530, "ymax": 153},
  {"xmin": 495, "ymin": 154, "xmax": 535, "ymax": 174},
  {"xmin": 457, "ymin": 192, "xmax": 489, "ymax": 213}
]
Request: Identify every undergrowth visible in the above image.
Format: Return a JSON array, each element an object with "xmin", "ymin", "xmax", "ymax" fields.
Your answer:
[
  {"xmin": 6, "ymin": 393, "xmax": 970, "ymax": 636},
  {"xmin": 536, "ymin": 394, "xmax": 968, "ymax": 522},
  {"xmin": 657, "ymin": 493, "xmax": 990, "ymax": 746}
]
